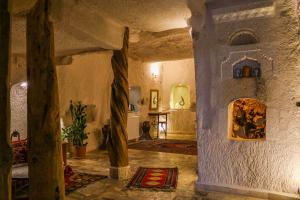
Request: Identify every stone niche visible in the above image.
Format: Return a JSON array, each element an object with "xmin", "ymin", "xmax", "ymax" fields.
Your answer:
[
  {"xmin": 228, "ymin": 98, "xmax": 266, "ymax": 141},
  {"xmin": 221, "ymin": 50, "xmax": 273, "ymax": 81},
  {"xmin": 233, "ymin": 58, "xmax": 261, "ymax": 79}
]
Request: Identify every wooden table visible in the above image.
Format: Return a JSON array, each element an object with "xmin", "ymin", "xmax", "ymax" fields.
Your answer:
[{"xmin": 148, "ymin": 111, "xmax": 170, "ymax": 139}]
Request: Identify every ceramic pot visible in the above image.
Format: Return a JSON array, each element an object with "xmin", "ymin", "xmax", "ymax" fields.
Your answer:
[
  {"xmin": 73, "ymin": 145, "xmax": 87, "ymax": 158},
  {"xmin": 242, "ymin": 66, "xmax": 251, "ymax": 77},
  {"xmin": 141, "ymin": 121, "xmax": 152, "ymax": 140}
]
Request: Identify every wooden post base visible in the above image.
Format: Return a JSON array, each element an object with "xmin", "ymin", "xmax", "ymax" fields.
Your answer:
[{"xmin": 109, "ymin": 166, "xmax": 130, "ymax": 180}]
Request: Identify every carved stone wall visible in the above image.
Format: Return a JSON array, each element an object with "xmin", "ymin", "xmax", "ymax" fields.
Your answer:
[
  {"xmin": 194, "ymin": 0, "xmax": 300, "ymax": 195},
  {"xmin": 10, "ymin": 83, "xmax": 27, "ymax": 141}
]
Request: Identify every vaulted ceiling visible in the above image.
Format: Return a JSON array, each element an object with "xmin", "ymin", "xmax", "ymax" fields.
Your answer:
[{"xmin": 11, "ymin": 0, "xmax": 196, "ymax": 61}]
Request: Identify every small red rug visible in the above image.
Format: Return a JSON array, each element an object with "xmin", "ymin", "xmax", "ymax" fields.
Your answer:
[{"xmin": 127, "ymin": 167, "xmax": 178, "ymax": 191}]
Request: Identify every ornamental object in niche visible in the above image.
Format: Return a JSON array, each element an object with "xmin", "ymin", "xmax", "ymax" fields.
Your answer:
[{"xmin": 233, "ymin": 58, "xmax": 261, "ymax": 79}]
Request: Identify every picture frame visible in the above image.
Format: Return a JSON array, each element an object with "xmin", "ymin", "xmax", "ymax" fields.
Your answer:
[{"xmin": 149, "ymin": 89, "xmax": 159, "ymax": 110}]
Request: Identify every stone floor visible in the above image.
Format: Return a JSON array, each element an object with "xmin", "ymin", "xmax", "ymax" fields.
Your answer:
[{"xmin": 66, "ymin": 148, "xmax": 266, "ymax": 200}]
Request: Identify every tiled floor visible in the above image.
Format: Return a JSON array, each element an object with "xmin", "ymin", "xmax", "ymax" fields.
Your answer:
[{"xmin": 66, "ymin": 148, "xmax": 265, "ymax": 200}]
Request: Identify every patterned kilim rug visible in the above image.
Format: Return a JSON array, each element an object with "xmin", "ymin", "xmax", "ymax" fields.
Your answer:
[
  {"xmin": 12, "ymin": 166, "xmax": 107, "ymax": 199},
  {"xmin": 65, "ymin": 172, "xmax": 108, "ymax": 195},
  {"xmin": 127, "ymin": 167, "xmax": 178, "ymax": 191},
  {"xmin": 128, "ymin": 139, "xmax": 197, "ymax": 155}
]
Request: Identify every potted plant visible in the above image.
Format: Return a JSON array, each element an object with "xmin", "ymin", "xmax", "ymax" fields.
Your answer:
[{"xmin": 63, "ymin": 101, "xmax": 88, "ymax": 158}]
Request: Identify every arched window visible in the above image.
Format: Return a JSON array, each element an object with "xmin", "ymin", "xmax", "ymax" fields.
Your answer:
[
  {"xmin": 170, "ymin": 84, "xmax": 190, "ymax": 109},
  {"xmin": 229, "ymin": 30, "xmax": 259, "ymax": 46}
]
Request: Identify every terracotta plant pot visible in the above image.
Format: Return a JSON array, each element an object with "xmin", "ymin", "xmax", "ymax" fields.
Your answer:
[
  {"xmin": 73, "ymin": 145, "xmax": 87, "ymax": 158},
  {"xmin": 62, "ymin": 142, "xmax": 68, "ymax": 166}
]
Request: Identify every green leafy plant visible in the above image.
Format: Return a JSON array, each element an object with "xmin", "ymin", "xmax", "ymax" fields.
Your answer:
[{"xmin": 63, "ymin": 101, "xmax": 88, "ymax": 147}]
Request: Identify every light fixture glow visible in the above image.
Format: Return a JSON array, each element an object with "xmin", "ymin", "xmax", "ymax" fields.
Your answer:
[
  {"xmin": 20, "ymin": 82, "xmax": 28, "ymax": 89},
  {"xmin": 150, "ymin": 62, "xmax": 160, "ymax": 79}
]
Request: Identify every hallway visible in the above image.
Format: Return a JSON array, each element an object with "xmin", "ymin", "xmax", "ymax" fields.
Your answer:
[{"xmin": 66, "ymin": 149, "xmax": 264, "ymax": 200}]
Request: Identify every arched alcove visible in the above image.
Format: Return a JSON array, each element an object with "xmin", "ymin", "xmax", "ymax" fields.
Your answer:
[
  {"xmin": 233, "ymin": 58, "xmax": 261, "ymax": 79},
  {"xmin": 170, "ymin": 84, "xmax": 191, "ymax": 109},
  {"xmin": 229, "ymin": 30, "xmax": 259, "ymax": 46},
  {"xmin": 228, "ymin": 98, "xmax": 266, "ymax": 141}
]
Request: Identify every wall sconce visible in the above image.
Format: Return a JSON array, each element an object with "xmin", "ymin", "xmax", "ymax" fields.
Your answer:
[
  {"xmin": 20, "ymin": 81, "xmax": 28, "ymax": 89},
  {"xmin": 150, "ymin": 62, "xmax": 160, "ymax": 80}
]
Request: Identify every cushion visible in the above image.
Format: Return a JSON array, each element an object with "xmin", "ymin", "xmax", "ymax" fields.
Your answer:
[{"xmin": 12, "ymin": 140, "xmax": 28, "ymax": 165}]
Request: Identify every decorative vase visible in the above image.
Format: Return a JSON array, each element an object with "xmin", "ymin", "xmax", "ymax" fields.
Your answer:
[
  {"xmin": 242, "ymin": 66, "xmax": 251, "ymax": 77},
  {"xmin": 140, "ymin": 121, "xmax": 152, "ymax": 140},
  {"xmin": 73, "ymin": 145, "xmax": 87, "ymax": 158}
]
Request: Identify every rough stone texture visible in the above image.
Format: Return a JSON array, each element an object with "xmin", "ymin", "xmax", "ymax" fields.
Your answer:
[
  {"xmin": 192, "ymin": 0, "xmax": 300, "ymax": 195},
  {"xmin": 56, "ymin": 52, "xmax": 114, "ymax": 152},
  {"xmin": 129, "ymin": 28, "xmax": 193, "ymax": 62},
  {"xmin": 78, "ymin": 0, "xmax": 191, "ymax": 32},
  {"xmin": 10, "ymin": 0, "xmax": 192, "ymax": 62},
  {"xmin": 10, "ymin": 83, "xmax": 27, "ymax": 141}
]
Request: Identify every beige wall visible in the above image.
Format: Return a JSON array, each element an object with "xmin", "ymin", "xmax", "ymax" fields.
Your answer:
[
  {"xmin": 128, "ymin": 58, "xmax": 196, "ymax": 134},
  {"xmin": 57, "ymin": 51, "xmax": 114, "ymax": 152}
]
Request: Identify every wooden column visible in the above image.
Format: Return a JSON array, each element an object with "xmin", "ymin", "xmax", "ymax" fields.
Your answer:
[
  {"xmin": 27, "ymin": 0, "xmax": 65, "ymax": 199},
  {"xmin": 108, "ymin": 28, "xmax": 129, "ymax": 174},
  {"xmin": 0, "ymin": 1, "xmax": 12, "ymax": 199}
]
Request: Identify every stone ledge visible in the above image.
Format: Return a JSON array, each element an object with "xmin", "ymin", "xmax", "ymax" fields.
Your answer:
[{"xmin": 195, "ymin": 182, "xmax": 300, "ymax": 200}]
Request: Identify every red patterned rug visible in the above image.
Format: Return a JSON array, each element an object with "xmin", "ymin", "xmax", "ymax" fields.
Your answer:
[
  {"xmin": 12, "ymin": 166, "xmax": 107, "ymax": 199},
  {"xmin": 128, "ymin": 139, "xmax": 197, "ymax": 155},
  {"xmin": 64, "ymin": 166, "xmax": 107, "ymax": 195},
  {"xmin": 127, "ymin": 167, "xmax": 178, "ymax": 191}
]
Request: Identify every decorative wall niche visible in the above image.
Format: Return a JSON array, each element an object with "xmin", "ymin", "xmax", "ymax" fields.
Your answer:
[
  {"xmin": 170, "ymin": 84, "xmax": 191, "ymax": 109},
  {"xmin": 221, "ymin": 50, "xmax": 273, "ymax": 81},
  {"xmin": 228, "ymin": 98, "xmax": 266, "ymax": 141},
  {"xmin": 233, "ymin": 58, "xmax": 261, "ymax": 79},
  {"xmin": 229, "ymin": 30, "xmax": 259, "ymax": 46}
]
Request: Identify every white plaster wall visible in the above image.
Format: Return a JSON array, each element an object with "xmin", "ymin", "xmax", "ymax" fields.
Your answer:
[
  {"xmin": 193, "ymin": 0, "xmax": 300, "ymax": 195},
  {"xmin": 57, "ymin": 51, "xmax": 114, "ymax": 152}
]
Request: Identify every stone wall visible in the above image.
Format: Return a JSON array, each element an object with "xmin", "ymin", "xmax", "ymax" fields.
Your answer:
[
  {"xmin": 192, "ymin": 0, "xmax": 300, "ymax": 195},
  {"xmin": 9, "ymin": 55, "xmax": 27, "ymax": 141},
  {"xmin": 10, "ymin": 82, "xmax": 27, "ymax": 141}
]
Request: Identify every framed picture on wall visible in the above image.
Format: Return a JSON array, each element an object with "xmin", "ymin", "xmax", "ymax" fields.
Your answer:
[{"xmin": 149, "ymin": 89, "xmax": 159, "ymax": 110}]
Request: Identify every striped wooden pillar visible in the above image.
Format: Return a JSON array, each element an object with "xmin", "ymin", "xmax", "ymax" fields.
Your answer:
[{"xmin": 108, "ymin": 28, "xmax": 130, "ymax": 179}]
